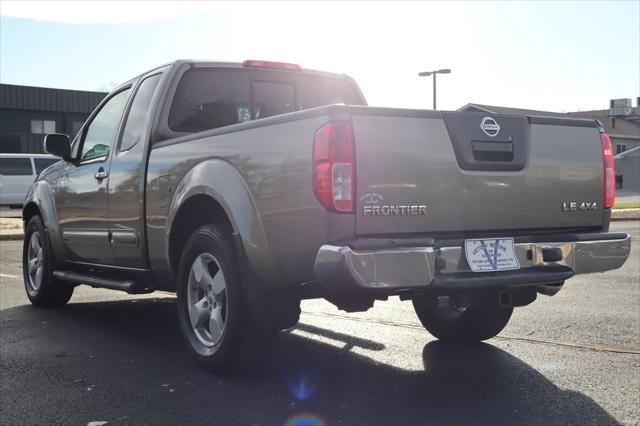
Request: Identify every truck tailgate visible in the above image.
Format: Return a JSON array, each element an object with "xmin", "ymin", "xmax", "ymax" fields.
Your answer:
[{"xmin": 352, "ymin": 109, "xmax": 604, "ymax": 235}]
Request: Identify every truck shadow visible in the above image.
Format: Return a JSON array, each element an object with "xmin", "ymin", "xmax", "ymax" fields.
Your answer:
[{"xmin": 0, "ymin": 297, "xmax": 621, "ymax": 425}]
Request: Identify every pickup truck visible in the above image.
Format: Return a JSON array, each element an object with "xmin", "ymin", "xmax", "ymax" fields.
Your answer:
[{"xmin": 22, "ymin": 59, "xmax": 631, "ymax": 370}]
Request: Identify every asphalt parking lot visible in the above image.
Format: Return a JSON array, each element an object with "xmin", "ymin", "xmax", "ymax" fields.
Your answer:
[{"xmin": 1, "ymin": 222, "xmax": 638, "ymax": 425}]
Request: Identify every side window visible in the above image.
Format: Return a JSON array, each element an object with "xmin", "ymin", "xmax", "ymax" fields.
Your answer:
[
  {"xmin": 0, "ymin": 158, "xmax": 33, "ymax": 176},
  {"xmin": 34, "ymin": 158, "xmax": 60, "ymax": 174},
  {"xmin": 253, "ymin": 81, "xmax": 295, "ymax": 119},
  {"xmin": 80, "ymin": 88, "xmax": 131, "ymax": 162},
  {"xmin": 120, "ymin": 74, "xmax": 162, "ymax": 151},
  {"xmin": 168, "ymin": 69, "xmax": 251, "ymax": 133}
]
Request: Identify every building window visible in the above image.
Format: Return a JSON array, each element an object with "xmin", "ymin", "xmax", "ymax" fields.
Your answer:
[
  {"xmin": 616, "ymin": 143, "xmax": 627, "ymax": 154},
  {"xmin": 31, "ymin": 120, "xmax": 56, "ymax": 135}
]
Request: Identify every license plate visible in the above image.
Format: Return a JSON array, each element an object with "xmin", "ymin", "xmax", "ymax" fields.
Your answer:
[{"xmin": 464, "ymin": 238, "xmax": 520, "ymax": 272}]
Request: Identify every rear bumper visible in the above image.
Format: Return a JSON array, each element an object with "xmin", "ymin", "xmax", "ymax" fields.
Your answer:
[{"xmin": 314, "ymin": 232, "xmax": 631, "ymax": 294}]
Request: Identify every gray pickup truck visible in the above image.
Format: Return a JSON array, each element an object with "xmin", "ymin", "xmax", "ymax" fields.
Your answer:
[{"xmin": 22, "ymin": 59, "xmax": 631, "ymax": 369}]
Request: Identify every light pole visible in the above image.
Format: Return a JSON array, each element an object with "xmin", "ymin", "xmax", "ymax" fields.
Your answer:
[{"xmin": 418, "ymin": 68, "xmax": 451, "ymax": 110}]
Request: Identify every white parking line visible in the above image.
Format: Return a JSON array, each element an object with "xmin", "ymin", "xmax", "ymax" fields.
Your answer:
[{"xmin": 0, "ymin": 274, "xmax": 20, "ymax": 279}]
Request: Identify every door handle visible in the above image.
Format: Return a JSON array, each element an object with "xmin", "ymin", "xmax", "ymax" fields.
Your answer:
[{"xmin": 95, "ymin": 169, "xmax": 108, "ymax": 180}]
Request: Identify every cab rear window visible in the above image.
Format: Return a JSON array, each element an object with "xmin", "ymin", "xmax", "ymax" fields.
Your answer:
[
  {"xmin": 168, "ymin": 68, "xmax": 364, "ymax": 134},
  {"xmin": 253, "ymin": 81, "xmax": 295, "ymax": 119},
  {"xmin": 296, "ymin": 74, "xmax": 364, "ymax": 110},
  {"xmin": 168, "ymin": 69, "xmax": 251, "ymax": 133}
]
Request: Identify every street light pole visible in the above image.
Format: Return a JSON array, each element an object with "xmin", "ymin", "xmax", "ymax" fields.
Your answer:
[
  {"xmin": 418, "ymin": 68, "xmax": 451, "ymax": 110},
  {"xmin": 433, "ymin": 72, "xmax": 437, "ymax": 110}
]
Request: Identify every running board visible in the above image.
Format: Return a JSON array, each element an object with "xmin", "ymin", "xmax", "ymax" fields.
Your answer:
[{"xmin": 52, "ymin": 271, "xmax": 153, "ymax": 294}]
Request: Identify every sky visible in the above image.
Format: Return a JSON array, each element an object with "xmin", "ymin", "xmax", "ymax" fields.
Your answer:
[{"xmin": 0, "ymin": 0, "xmax": 638, "ymax": 112}]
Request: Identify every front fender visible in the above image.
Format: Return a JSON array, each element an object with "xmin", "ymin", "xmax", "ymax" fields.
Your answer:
[
  {"xmin": 167, "ymin": 159, "xmax": 277, "ymax": 287},
  {"xmin": 23, "ymin": 180, "xmax": 64, "ymax": 267}
]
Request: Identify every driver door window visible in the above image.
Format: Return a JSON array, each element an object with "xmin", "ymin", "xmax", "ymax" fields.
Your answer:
[{"xmin": 80, "ymin": 89, "xmax": 131, "ymax": 161}]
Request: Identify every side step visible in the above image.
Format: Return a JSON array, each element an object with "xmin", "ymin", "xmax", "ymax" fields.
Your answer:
[{"xmin": 52, "ymin": 271, "xmax": 153, "ymax": 294}]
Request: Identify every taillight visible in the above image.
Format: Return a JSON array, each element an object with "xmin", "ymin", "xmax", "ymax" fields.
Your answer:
[
  {"xmin": 313, "ymin": 121, "xmax": 355, "ymax": 213},
  {"xmin": 600, "ymin": 131, "xmax": 616, "ymax": 209}
]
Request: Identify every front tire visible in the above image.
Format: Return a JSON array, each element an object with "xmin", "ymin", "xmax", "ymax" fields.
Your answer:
[
  {"xmin": 22, "ymin": 216, "xmax": 74, "ymax": 307},
  {"xmin": 176, "ymin": 225, "xmax": 274, "ymax": 371},
  {"xmin": 412, "ymin": 295, "xmax": 513, "ymax": 343}
]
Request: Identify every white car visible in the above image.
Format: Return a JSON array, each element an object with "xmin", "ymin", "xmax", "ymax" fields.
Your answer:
[{"xmin": 0, "ymin": 153, "xmax": 60, "ymax": 207}]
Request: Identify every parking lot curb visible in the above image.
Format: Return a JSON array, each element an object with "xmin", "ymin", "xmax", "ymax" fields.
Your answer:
[
  {"xmin": 0, "ymin": 217, "xmax": 23, "ymax": 241},
  {"xmin": 0, "ymin": 233, "xmax": 23, "ymax": 241},
  {"xmin": 611, "ymin": 208, "xmax": 640, "ymax": 221}
]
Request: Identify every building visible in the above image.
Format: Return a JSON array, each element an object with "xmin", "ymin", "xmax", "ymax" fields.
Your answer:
[
  {"xmin": 0, "ymin": 84, "xmax": 106, "ymax": 154},
  {"xmin": 614, "ymin": 145, "xmax": 640, "ymax": 192},
  {"xmin": 459, "ymin": 98, "xmax": 640, "ymax": 191}
]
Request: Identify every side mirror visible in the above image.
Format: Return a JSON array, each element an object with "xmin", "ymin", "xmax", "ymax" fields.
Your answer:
[{"xmin": 44, "ymin": 133, "xmax": 72, "ymax": 161}]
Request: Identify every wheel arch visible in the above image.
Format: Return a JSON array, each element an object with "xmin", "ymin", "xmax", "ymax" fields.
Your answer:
[
  {"xmin": 166, "ymin": 160, "xmax": 276, "ymax": 288},
  {"xmin": 22, "ymin": 181, "xmax": 65, "ymax": 267},
  {"xmin": 168, "ymin": 194, "xmax": 232, "ymax": 275},
  {"xmin": 22, "ymin": 201, "xmax": 42, "ymax": 225}
]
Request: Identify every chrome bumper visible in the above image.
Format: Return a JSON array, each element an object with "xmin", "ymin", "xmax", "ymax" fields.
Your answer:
[{"xmin": 314, "ymin": 233, "xmax": 631, "ymax": 292}]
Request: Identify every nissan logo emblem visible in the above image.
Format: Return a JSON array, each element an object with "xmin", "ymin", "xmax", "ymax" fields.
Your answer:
[{"xmin": 480, "ymin": 116, "xmax": 500, "ymax": 137}]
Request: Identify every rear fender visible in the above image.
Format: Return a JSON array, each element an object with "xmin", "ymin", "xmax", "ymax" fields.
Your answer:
[{"xmin": 167, "ymin": 159, "xmax": 277, "ymax": 287}]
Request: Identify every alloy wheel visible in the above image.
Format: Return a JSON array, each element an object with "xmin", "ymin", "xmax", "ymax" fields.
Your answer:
[
  {"xmin": 26, "ymin": 232, "xmax": 44, "ymax": 293},
  {"xmin": 186, "ymin": 253, "xmax": 228, "ymax": 347}
]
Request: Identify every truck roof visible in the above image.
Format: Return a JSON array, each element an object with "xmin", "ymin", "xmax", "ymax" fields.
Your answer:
[
  {"xmin": 113, "ymin": 59, "xmax": 365, "ymax": 106},
  {"xmin": 122, "ymin": 59, "xmax": 356, "ymax": 91},
  {"xmin": 180, "ymin": 59, "xmax": 350, "ymax": 79}
]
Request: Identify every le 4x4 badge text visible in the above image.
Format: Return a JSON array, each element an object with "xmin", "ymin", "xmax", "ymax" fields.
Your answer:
[{"xmin": 562, "ymin": 201, "xmax": 597, "ymax": 211}]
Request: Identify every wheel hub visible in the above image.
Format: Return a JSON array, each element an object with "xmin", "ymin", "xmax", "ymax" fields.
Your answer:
[
  {"xmin": 186, "ymin": 253, "xmax": 227, "ymax": 347},
  {"xmin": 27, "ymin": 232, "xmax": 44, "ymax": 293}
]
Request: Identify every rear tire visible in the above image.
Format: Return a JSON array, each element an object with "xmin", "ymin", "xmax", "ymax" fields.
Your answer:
[
  {"xmin": 412, "ymin": 295, "xmax": 512, "ymax": 343},
  {"xmin": 22, "ymin": 216, "xmax": 74, "ymax": 307},
  {"xmin": 176, "ymin": 225, "xmax": 276, "ymax": 371}
]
